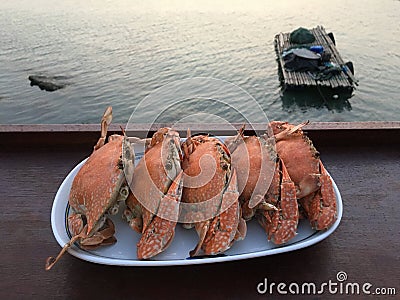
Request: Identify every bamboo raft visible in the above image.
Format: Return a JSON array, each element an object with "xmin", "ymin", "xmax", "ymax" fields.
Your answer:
[{"xmin": 274, "ymin": 26, "xmax": 358, "ymax": 91}]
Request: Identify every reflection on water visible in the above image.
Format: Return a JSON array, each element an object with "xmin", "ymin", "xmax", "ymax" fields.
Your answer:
[{"xmin": 281, "ymin": 88, "xmax": 352, "ymax": 114}]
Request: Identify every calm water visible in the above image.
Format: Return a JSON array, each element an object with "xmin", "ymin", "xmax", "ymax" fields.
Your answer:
[{"xmin": 0, "ymin": 0, "xmax": 399, "ymax": 124}]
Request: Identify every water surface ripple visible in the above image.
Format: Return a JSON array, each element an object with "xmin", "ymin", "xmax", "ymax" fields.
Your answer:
[{"xmin": 0, "ymin": 0, "xmax": 399, "ymax": 124}]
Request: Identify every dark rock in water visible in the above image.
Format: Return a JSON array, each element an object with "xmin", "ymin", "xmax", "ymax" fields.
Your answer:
[{"xmin": 28, "ymin": 75, "xmax": 65, "ymax": 92}]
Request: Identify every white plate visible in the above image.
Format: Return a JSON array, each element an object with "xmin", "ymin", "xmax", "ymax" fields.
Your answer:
[{"xmin": 50, "ymin": 154, "xmax": 343, "ymax": 267}]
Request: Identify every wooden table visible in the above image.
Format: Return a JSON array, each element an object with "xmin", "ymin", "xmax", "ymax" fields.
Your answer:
[{"xmin": 1, "ymin": 123, "xmax": 399, "ymax": 299}]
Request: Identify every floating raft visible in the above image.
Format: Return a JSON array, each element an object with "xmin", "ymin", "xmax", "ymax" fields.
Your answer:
[{"xmin": 274, "ymin": 26, "xmax": 358, "ymax": 91}]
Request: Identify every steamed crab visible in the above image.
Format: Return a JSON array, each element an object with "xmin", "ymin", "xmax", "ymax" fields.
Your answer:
[
  {"xmin": 225, "ymin": 126, "xmax": 299, "ymax": 244},
  {"xmin": 123, "ymin": 128, "xmax": 184, "ymax": 259},
  {"xmin": 180, "ymin": 132, "xmax": 247, "ymax": 257},
  {"xmin": 270, "ymin": 121, "xmax": 337, "ymax": 230},
  {"xmin": 46, "ymin": 106, "xmax": 134, "ymax": 270}
]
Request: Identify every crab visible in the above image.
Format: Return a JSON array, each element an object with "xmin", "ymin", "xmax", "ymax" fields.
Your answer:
[
  {"xmin": 180, "ymin": 132, "xmax": 247, "ymax": 257},
  {"xmin": 269, "ymin": 121, "xmax": 337, "ymax": 230},
  {"xmin": 225, "ymin": 126, "xmax": 299, "ymax": 244},
  {"xmin": 123, "ymin": 128, "xmax": 183, "ymax": 259},
  {"xmin": 45, "ymin": 106, "xmax": 135, "ymax": 270}
]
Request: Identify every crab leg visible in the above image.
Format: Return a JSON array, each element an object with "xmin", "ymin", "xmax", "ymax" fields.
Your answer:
[
  {"xmin": 45, "ymin": 226, "xmax": 88, "ymax": 271},
  {"xmin": 79, "ymin": 218, "xmax": 116, "ymax": 249},
  {"xmin": 45, "ymin": 217, "xmax": 117, "ymax": 270},
  {"xmin": 124, "ymin": 194, "xmax": 144, "ymax": 233},
  {"xmin": 224, "ymin": 124, "xmax": 245, "ymax": 154},
  {"xmin": 146, "ymin": 127, "xmax": 169, "ymax": 152},
  {"xmin": 181, "ymin": 128, "xmax": 194, "ymax": 160},
  {"xmin": 190, "ymin": 221, "xmax": 210, "ymax": 257},
  {"xmin": 287, "ymin": 120, "xmax": 309, "ymax": 134},
  {"xmin": 93, "ymin": 106, "xmax": 112, "ymax": 151},
  {"xmin": 137, "ymin": 171, "xmax": 183, "ymax": 260},
  {"xmin": 274, "ymin": 120, "xmax": 309, "ymax": 142}
]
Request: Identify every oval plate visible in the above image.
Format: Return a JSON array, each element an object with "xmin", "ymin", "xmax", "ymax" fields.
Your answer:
[{"xmin": 51, "ymin": 155, "xmax": 343, "ymax": 267}]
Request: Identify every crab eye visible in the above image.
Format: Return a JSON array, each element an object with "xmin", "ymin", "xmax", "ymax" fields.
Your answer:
[
  {"xmin": 165, "ymin": 161, "xmax": 172, "ymax": 170},
  {"xmin": 125, "ymin": 148, "xmax": 131, "ymax": 159}
]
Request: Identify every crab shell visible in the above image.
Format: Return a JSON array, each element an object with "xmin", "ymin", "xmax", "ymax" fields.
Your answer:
[
  {"xmin": 269, "ymin": 121, "xmax": 321, "ymax": 198},
  {"xmin": 225, "ymin": 134, "xmax": 277, "ymax": 220},
  {"xmin": 181, "ymin": 136, "xmax": 231, "ymax": 210},
  {"xmin": 181, "ymin": 135, "xmax": 246, "ymax": 256},
  {"xmin": 124, "ymin": 128, "xmax": 182, "ymax": 259},
  {"xmin": 69, "ymin": 134, "xmax": 134, "ymax": 243}
]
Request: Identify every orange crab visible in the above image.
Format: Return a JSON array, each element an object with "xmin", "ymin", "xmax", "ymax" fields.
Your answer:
[
  {"xmin": 181, "ymin": 132, "xmax": 247, "ymax": 257},
  {"xmin": 225, "ymin": 126, "xmax": 299, "ymax": 244},
  {"xmin": 124, "ymin": 128, "xmax": 183, "ymax": 259},
  {"xmin": 269, "ymin": 121, "xmax": 337, "ymax": 230},
  {"xmin": 46, "ymin": 106, "xmax": 135, "ymax": 270}
]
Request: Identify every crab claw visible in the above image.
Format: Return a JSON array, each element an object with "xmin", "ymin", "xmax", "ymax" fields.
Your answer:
[
  {"xmin": 137, "ymin": 171, "xmax": 183, "ymax": 260},
  {"xmin": 257, "ymin": 160, "xmax": 299, "ymax": 244},
  {"xmin": 190, "ymin": 169, "xmax": 246, "ymax": 257},
  {"xmin": 300, "ymin": 162, "xmax": 337, "ymax": 230}
]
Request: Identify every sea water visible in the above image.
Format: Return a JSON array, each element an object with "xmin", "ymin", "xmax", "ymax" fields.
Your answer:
[{"xmin": 0, "ymin": 0, "xmax": 399, "ymax": 124}]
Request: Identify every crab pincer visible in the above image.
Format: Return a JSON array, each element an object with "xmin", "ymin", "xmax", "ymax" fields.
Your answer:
[
  {"xmin": 137, "ymin": 171, "xmax": 184, "ymax": 259},
  {"xmin": 257, "ymin": 161, "xmax": 299, "ymax": 244},
  {"xmin": 190, "ymin": 169, "xmax": 247, "ymax": 256},
  {"xmin": 299, "ymin": 161, "xmax": 337, "ymax": 230}
]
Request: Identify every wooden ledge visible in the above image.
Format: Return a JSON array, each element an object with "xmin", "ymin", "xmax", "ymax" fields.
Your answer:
[
  {"xmin": 1, "ymin": 121, "xmax": 399, "ymax": 148},
  {"xmin": 1, "ymin": 121, "xmax": 399, "ymax": 132}
]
